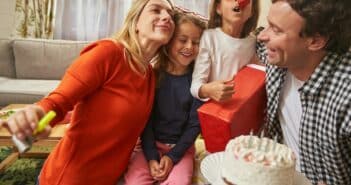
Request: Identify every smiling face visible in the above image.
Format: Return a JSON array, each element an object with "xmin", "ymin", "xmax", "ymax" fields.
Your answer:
[
  {"xmin": 136, "ymin": 0, "xmax": 175, "ymax": 46},
  {"xmin": 216, "ymin": 0, "xmax": 253, "ymax": 26},
  {"xmin": 257, "ymin": 1, "xmax": 310, "ymax": 69},
  {"xmin": 168, "ymin": 21, "xmax": 202, "ymax": 73}
]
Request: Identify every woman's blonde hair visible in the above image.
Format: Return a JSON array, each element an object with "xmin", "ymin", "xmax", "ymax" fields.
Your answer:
[
  {"xmin": 208, "ymin": 0, "xmax": 260, "ymax": 37},
  {"xmin": 114, "ymin": 0, "xmax": 174, "ymax": 75},
  {"xmin": 154, "ymin": 8, "xmax": 208, "ymax": 86}
]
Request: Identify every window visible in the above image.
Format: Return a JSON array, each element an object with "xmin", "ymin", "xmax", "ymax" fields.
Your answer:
[{"xmin": 54, "ymin": 0, "xmax": 210, "ymax": 41}]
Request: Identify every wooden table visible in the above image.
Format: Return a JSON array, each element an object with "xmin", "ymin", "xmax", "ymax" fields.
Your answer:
[{"xmin": 0, "ymin": 104, "xmax": 68, "ymax": 172}]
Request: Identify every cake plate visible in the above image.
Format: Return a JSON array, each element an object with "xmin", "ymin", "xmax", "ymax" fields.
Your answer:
[{"xmin": 200, "ymin": 152, "xmax": 312, "ymax": 185}]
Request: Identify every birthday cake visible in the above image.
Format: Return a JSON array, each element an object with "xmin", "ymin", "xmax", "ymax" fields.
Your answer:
[{"xmin": 221, "ymin": 135, "xmax": 296, "ymax": 185}]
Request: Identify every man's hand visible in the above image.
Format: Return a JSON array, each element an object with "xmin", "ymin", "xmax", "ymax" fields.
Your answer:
[{"xmin": 199, "ymin": 80, "xmax": 235, "ymax": 102}]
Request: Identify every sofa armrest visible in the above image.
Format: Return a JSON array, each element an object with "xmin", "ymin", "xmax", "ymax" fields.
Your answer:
[{"xmin": 0, "ymin": 38, "xmax": 15, "ymax": 78}]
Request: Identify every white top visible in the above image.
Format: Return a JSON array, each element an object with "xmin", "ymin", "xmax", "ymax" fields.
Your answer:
[
  {"xmin": 190, "ymin": 28, "xmax": 256, "ymax": 100},
  {"xmin": 278, "ymin": 71, "xmax": 305, "ymax": 172}
]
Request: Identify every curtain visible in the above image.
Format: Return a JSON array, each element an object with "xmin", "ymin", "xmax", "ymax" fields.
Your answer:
[
  {"xmin": 54, "ymin": 0, "xmax": 131, "ymax": 41},
  {"xmin": 172, "ymin": 0, "xmax": 211, "ymax": 18},
  {"xmin": 53, "ymin": 0, "xmax": 210, "ymax": 41},
  {"xmin": 14, "ymin": 0, "xmax": 55, "ymax": 39}
]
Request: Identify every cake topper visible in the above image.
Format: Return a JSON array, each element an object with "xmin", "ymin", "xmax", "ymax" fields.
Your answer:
[
  {"xmin": 248, "ymin": 129, "xmax": 253, "ymax": 147},
  {"xmin": 258, "ymin": 130, "xmax": 264, "ymax": 150}
]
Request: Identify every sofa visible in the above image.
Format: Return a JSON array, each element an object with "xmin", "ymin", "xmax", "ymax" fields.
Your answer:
[{"xmin": 0, "ymin": 38, "xmax": 91, "ymax": 107}]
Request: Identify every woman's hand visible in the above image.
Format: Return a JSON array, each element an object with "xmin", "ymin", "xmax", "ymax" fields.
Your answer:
[
  {"xmin": 199, "ymin": 80, "xmax": 235, "ymax": 102},
  {"xmin": 133, "ymin": 137, "xmax": 142, "ymax": 152},
  {"xmin": 0, "ymin": 105, "xmax": 51, "ymax": 141}
]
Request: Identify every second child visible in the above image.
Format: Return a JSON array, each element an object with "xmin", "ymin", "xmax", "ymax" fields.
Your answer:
[
  {"xmin": 191, "ymin": 0, "xmax": 260, "ymax": 102},
  {"xmin": 124, "ymin": 9, "xmax": 207, "ymax": 185}
]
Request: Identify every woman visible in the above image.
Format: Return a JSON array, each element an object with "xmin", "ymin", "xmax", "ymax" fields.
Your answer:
[{"xmin": 0, "ymin": 0, "xmax": 175, "ymax": 184}]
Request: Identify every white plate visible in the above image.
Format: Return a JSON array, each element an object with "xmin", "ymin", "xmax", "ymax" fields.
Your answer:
[{"xmin": 200, "ymin": 152, "xmax": 311, "ymax": 185}]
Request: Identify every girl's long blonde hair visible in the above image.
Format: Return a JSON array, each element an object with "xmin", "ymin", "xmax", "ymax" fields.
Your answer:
[
  {"xmin": 208, "ymin": 0, "xmax": 260, "ymax": 38},
  {"xmin": 114, "ymin": 0, "xmax": 174, "ymax": 75}
]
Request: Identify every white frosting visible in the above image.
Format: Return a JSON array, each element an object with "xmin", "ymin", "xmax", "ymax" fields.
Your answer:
[{"xmin": 221, "ymin": 135, "xmax": 296, "ymax": 185}]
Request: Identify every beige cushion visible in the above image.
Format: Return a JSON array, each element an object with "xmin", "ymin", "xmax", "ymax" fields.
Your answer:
[
  {"xmin": 0, "ymin": 38, "xmax": 15, "ymax": 78},
  {"xmin": 13, "ymin": 38, "xmax": 90, "ymax": 80}
]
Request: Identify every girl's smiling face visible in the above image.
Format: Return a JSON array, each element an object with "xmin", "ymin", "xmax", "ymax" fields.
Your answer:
[{"xmin": 168, "ymin": 21, "xmax": 202, "ymax": 74}]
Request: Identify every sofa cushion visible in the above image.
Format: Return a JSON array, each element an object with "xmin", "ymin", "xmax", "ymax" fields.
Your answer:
[
  {"xmin": 0, "ymin": 38, "xmax": 15, "ymax": 78},
  {"xmin": 0, "ymin": 77, "xmax": 60, "ymax": 106},
  {"xmin": 13, "ymin": 38, "xmax": 90, "ymax": 80}
]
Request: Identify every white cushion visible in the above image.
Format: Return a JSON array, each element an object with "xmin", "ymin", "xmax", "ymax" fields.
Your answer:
[
  {"xmin": 0, "ymin": 77, "xmax": 59, "ymax": 95},
  {"xmin": 0, "ymin": 77, "xmax": 60, "ymax": 106}
]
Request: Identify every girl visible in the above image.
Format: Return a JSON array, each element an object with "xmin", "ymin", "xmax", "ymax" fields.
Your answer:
[
  {"xmin": 124, "ymin": 9, "xmax": 207, "ymax": 185},
  {"xmin": 0, "ymin": 0, "xmax": 174, "ymax": 184},
  {"xmin": 190, "ymin": 0, "xmax": 260, "ymax": 102}
]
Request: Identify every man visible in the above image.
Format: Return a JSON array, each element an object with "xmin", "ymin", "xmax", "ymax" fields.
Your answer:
[{"xmin": 256, "ymin": 0, "xmax": 351, "ymax": 184}]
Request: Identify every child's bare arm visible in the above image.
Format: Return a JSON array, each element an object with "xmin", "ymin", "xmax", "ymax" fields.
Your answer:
[{"xmin": 199, "ymin": 80, "xmax": 235, "ymax": 102}]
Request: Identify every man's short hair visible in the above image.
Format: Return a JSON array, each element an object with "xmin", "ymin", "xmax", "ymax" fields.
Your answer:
[{"xmin": 272, "ymin": 0, "xmax": 351, "ymax": 53}]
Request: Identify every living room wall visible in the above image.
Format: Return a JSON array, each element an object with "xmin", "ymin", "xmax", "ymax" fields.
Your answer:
[{"xmin": 0, "ymin": 0, "xmax": 15, "ymax": 38}]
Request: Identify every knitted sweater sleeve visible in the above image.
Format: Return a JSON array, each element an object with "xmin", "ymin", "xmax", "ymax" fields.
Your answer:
[{"xmin": 37, "ymin": 40, "xmax": 122, "ymax": 126}]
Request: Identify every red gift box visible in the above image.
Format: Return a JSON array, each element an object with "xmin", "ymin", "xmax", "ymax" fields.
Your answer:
[{"xmin": 197, "ymin": 64, "xmax": 267, "ymax": 153}]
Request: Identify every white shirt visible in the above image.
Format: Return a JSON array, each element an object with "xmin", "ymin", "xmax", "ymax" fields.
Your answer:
[
  {"xmin": 190, "ymin": 28, "xmax": 256, "ymax": 100},
  {"xmin": 278, "ymin": 71, "xmax": 305, "ymax": 172}
]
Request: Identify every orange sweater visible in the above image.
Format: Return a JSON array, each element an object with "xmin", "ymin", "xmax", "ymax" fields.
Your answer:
[{"xmin": 37, "ymin": 40, "xmax": 155, "ymax": 185}]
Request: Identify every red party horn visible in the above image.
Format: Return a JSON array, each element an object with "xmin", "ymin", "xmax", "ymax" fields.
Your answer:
[{"xmin": 238, "ymin": 0, "xmax": 250, "ymax": 10}]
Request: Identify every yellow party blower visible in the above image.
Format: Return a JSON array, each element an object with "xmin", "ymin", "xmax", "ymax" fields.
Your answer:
[{"xmin": 12, "ymin": 111, "xmax": 56, "ymax": 153}]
